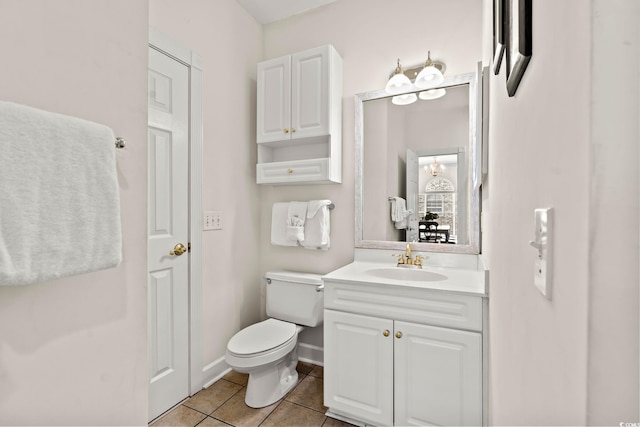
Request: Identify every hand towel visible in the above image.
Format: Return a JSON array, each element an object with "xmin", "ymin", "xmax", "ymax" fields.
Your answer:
[
  {"xmin": 301, "ymin": 200, "xmax": 332, "ymax": 250},
  {"xmin": 390, "ymin": 197, "xmax": 412, "ymax": 230},
  {"xmin": 0, "ymin": 101, "xmax": 122, "ymax": 286},
  {"xmin": 286, "ymin": 201, "xmax": 307, "ymax": 242},
  {"xmin": 271, "ymin": 203, "xmax": 298, "ymax": 246}
]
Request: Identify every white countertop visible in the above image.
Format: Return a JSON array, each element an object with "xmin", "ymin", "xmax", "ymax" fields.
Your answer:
[{"xmin": 322, "ymin": 250, "xmax": 488, "ymax": 297}]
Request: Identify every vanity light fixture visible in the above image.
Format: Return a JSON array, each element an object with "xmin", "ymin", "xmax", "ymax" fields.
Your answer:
[
  {"xmin": 414, "ymin": 51, "xmax": 446, "ymax": 89},
  {"xmin": 385, "ymin": 59, "xmax": 413, "ymax": 94},
  {"xmin": 392, "ymin": 93, "xmax": 418, "ymax": 105},
  {"xmin": 419, "ymin": 88, "xmax": 447, "ymax": 100}
]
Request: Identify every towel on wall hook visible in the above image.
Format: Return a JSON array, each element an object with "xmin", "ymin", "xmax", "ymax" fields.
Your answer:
[{"xmin": 0, "ymin": 101, "xmax": 122, "ymax": 286}]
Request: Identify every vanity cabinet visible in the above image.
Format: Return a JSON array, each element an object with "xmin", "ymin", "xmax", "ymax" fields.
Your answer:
[
  {"xmin": 323, "ymin": 280, "xmax": 485, "ymax": 426},
  {"xmin": 256, "ymin": 44, "xmax": 342, "ymax": 184}
]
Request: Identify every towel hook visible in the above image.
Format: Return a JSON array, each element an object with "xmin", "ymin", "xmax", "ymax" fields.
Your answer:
[{"xmin": 115, "ymin": 137, "xmax": 126, "ymax": 149}]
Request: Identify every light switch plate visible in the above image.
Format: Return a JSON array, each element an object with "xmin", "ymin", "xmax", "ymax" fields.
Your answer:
[
  {"xmin": 203, "ymin": 211, "xmax": 222, "ymax": 231},
  {"xmin": 532, "ymin": 208, "xmax": 553, "ymax": 299}
]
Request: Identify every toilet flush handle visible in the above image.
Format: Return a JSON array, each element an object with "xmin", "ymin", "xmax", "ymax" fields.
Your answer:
[{"xmin": 316, "ymin": 284, "xmax": 324, "ymax": 292}]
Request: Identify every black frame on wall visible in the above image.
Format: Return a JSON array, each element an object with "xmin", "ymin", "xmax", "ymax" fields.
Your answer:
[
  {"xmin": 492, "ymin": 0, "xmax": 506, "ymax": 75},
  {"xmin": 493, "ymin": 0, "xmax": 532, "ymax": 96}
]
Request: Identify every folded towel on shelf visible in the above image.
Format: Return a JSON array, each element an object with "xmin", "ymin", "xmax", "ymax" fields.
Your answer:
[
  {"xmin": 301, "ymin": 200, "xmax": 332, "ymax": 250},
  {"xmin": 286, "ymin": 201, "xmax": 307, "ymax": 242},
  {"xmin": 271, "ymin": 203, "xmax": 298, "ymax": 246},
  {"xmin": 389, "ymin": 196, "xmax": 412, "ymax": 230},
  {"xmin": 0, "ymin": 101, "xmax": 122, "ymax": 286}
]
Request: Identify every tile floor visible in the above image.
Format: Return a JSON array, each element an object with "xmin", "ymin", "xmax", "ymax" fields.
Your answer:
[{"xmin": 150, "ymin": 362, "xmax": 356, "ymax": 427}]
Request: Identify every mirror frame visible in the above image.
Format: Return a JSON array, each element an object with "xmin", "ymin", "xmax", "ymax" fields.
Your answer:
[{"xmin": 355, "ymin": 71, "xmax": 482, "ymax": 254}]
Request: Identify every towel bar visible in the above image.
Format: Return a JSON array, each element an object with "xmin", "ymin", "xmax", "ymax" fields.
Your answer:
[{"xmin": 115, "ymin": 137, "xmax": 126, "ymax": 149}]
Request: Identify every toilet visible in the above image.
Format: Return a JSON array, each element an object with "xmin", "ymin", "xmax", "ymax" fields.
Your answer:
[{"xmin": 225, "ymin": 271, "xmax": 324, "ymax": 408}]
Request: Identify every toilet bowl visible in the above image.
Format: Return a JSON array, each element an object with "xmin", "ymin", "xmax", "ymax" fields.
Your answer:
[{"xmin": 225, "ymin": 271, "xmax": 324, "ymax": 408}]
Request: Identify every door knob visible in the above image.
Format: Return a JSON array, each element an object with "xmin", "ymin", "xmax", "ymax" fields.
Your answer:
[{"xmin": 169, "ymin": 243, "xmax": 187, "ymax": 256}]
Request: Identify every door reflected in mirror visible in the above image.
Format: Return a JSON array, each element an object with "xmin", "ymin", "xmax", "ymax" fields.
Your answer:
[{"xmin": 411, "ymin": 154, "xmax": 460, "ymax": 245}]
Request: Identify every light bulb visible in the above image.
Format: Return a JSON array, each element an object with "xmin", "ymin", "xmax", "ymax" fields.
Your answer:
[
  {"xmin": 415, "ymin": 65, "xmax": 444, "ymax": 89},
  {"xmin": 419, "ymin": 88, "xmax": 446, "ymax": 100},
  {"xmin": 392, "ymin": 93, "xmax": 417, "ymax": 105}
]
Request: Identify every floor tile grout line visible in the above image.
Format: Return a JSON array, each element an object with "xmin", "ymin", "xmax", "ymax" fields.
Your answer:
[
  {"xmin": 183, "ymin": 382, "xmax": 246, "ymax": 418},
  {"xmin": 280, "ymin": 398, "xmax": 329, "ymax": 415},
  {"xmin": 255, "ymin": 398, "xmax": 286, "ymax": 427}
]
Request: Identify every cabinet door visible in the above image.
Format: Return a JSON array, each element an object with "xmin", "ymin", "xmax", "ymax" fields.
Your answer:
[
  {"xmin": 290, "ymin": 45, "xmax": 329, "ymax": 139},
  {"xmin": 324, "ymin": 310, "xmax": 394, "ymax": 426},
  {"xmin": 257, "ymin": 55, "xmax": 291, "ymax": 143},
  {"xmin": 394, "ymin": 322, "xmax": 482, "ymax": 426}
]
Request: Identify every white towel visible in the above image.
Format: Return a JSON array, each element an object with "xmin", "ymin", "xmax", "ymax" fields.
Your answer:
[
  {"xmin": 301, "ymin": 200, "xmax": 332, "ymax": 250},
  {"xmin": 390, "ymin": 197, "xmax": 412, "ymax": 229},
  {"xmin": 0, "ymin": 101, "xmax": 122, "ymax": 286},
  {"xmin": 271, "ymin": 203, "xmax": 298, "ymax": 246},
  {"xmin": 286, "ymin": 201, "xmax": 307, "ymax": 242}
]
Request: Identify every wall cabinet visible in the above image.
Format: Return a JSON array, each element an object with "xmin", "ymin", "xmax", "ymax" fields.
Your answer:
[
  {"xmin": 324, "ymin": 280, "xmax": 485, "ymax": 426},
  {"xmin": 256, "ymin": 44, "xmax": 342, "ymax": 184}
]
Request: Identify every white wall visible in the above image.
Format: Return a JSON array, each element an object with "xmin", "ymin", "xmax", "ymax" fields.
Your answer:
[
  {"xmin": 485, "ymin": 0, "xmax": 639, "ymax": 424},
  {"xmin": 587, "ymin": 0, "xmax": 639, "ymax": 423},
  {"xmin": 149, "ymin": 0, "xmax": 264, "ymax": 378},
  {"xmin": 259, "ymin": 0, "xmax": 483, "ymax": 349},
  {"xmin": 0, "ymin": 1, "xmax": 149, "ymax": 424}
]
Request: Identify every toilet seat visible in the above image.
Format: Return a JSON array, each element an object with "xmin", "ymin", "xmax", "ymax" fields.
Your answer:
[
  {"xmin": 228, "ymin": 318, "xmax": 297, "ymax": 356},
  {"xmin": 225, "ymin": 319, "xmax": 298, "ymax": 369}
]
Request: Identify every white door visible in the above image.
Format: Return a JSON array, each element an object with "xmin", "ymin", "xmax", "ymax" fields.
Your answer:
[
  {"xmin": 324, "ymin": 310, "xmax": 394, "ymax": 426},
  {"xmin": 147, "ymin": 46, "xmax": 190, "ymax": 421},
  {"xmin": 394, "ymin": 321, "xmax": 482, "ymax": 426},
  {"xmin": 405, "ymin": 149, "xmax": 419, "ymax": 243},
  {"xmin": 257, "ymin": 55, "xmax": 291, "ymax": 143}
]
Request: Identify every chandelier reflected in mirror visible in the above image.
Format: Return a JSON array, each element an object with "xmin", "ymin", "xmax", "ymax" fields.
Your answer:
[{"xmin": 425, "ymin": 157, "xmax": 445, "ymax": 176}]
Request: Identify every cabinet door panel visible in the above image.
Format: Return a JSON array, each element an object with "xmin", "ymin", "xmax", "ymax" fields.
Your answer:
[
  {"xmin": 257, "ymin": 56, "xmax": 291, "ymax": 143},
  {"xmin": 291, "ymin": 46, "xmax": 329, "ymax": 139},
  {"xmin": 394, "ymin": 322, "xmax": 482, "ymax": 426},
  {"xmin": 324, "ymin": 310, "xmax": 393, "ymax": 426}
]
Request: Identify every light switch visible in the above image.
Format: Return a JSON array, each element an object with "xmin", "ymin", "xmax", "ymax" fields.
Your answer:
[
  {"xmin": 203, "ymin": 211, "xmax": 222, "ymax": 231},
  {"xmin": 529, "ymin": 208, "xmax": 553, "ymax": 299}
]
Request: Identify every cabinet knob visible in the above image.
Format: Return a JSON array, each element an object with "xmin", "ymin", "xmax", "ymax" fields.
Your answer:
[
  {"xmin": 383, "ymin": 330, "xmax": 390, "ymax": 337},
  {"xmin": 283, "ymin": 128, "xmax": 289, "ymax": 133},
  {"xmin": 287, "ymin": 168, "xmax": 293, "ymax": 174},
  {"xmin": 291, "ymin": 127, "xmax": 296, "ymax": 133},
  {"xmin": 395, "ymin": 331, "xmax": 403, "ymax": 339}
]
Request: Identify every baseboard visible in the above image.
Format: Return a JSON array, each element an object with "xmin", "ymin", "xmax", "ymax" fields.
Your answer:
[
  {"xmin": 298, "ymin": 343, "xmax": 324, "ymax": 366},
  {"xmin": 201, "ymin": 356, "xmax": 232, "ymax": 389}
]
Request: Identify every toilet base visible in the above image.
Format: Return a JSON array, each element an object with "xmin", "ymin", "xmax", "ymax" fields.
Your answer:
[{"xmin": 244, "ymin": 346, "xmax": 299, "ymax": 408}]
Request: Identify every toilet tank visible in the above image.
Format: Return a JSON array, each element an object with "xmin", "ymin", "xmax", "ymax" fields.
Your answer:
[{"xmin": 265, "ymin": 271, "xmax": 324, "ymax": 327}]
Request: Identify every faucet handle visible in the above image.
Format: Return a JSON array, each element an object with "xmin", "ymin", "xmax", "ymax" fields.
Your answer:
[
  {"xmin": 391, "ymin": 253, "xmax": 405, "ymax": 265},
  {"xmin": 413, "ymin": 255, "xmax": 425, "ymax": 268}
]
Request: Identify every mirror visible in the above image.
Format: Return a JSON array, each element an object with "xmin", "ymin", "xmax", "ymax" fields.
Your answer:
[{"xmin": 355, "ymin": 71, "xmax": 482, "ymax": 254}]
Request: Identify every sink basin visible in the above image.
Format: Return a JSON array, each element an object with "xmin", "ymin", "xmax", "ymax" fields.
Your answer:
[{"xmin": 366, "ymin": 267, "xmax": 448, "ymax": 282}]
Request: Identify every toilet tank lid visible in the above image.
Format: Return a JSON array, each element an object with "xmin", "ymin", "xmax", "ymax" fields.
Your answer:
[{"xmin": 265, "ymin": 271, "xmax": 323, "ymax": 285}]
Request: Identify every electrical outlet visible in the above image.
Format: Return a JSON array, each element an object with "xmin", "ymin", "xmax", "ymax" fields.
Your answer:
[{"xmin": 203, "ymin": 211, "xmax": 222, "ymax": 231}]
